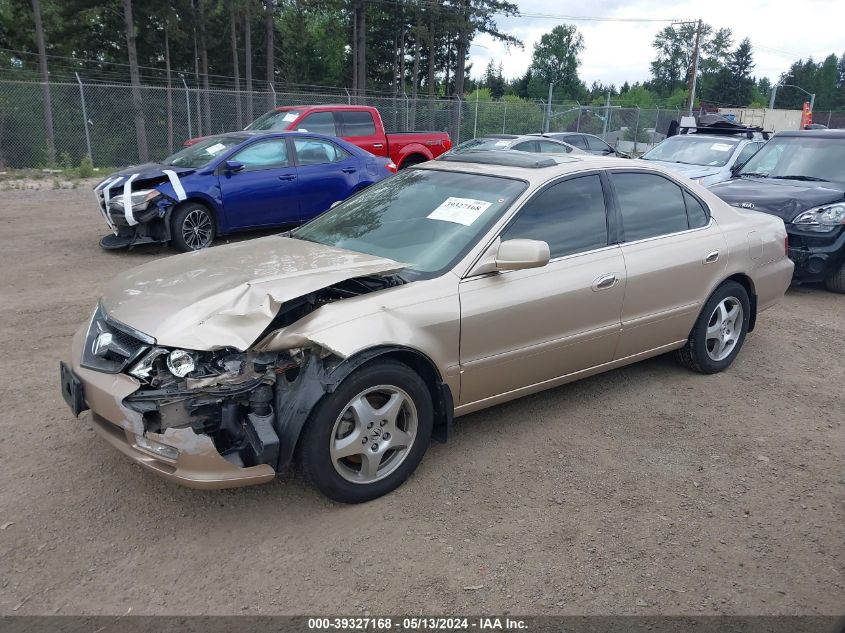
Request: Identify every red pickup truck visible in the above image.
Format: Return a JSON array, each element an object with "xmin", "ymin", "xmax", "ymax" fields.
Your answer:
[{"xmin": 185, "ymin": 105, "xmax": 452, "ymax": 169}]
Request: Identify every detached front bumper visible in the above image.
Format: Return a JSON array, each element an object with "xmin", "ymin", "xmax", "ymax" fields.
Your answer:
[
  {"xmin": 99, "ymin": 209, "xmax": 170, "ymax": 250},
  {"xmin": 787, "ymin": 225, "xmax": 845, "ymax": 283},
  {"xmin": 62, "ymin": 327, "xmax": 276, "ymax": 489}
]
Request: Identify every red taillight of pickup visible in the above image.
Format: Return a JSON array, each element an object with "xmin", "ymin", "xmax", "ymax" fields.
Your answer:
[{"xmin": 443, "ymin": 138, "xmax": 452, "ymax": 151}]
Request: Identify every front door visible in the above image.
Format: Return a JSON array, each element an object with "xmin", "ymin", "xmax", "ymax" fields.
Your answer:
[
  {"xmin": 609, "ymin": 170, "xmax": 728, "ymax": 358},
  {"xmin": 458, "ymin": 173, "xmax": 626, "ymax": 405},
  {"xmin": 219, "ymin": 137, "xmax": 300, "ymax": 228}
]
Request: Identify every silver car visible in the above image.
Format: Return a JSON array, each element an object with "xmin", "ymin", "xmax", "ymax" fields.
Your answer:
[
  {"xmin": 450, "ymin": 134, "xmax": 585, "ymax": 156},
  {"xmin": 640, "ymin": 134, "xmax": 766, "ymax": 186}
]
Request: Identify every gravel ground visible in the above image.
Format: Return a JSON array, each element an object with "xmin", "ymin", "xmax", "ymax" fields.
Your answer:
[{"xmin": 0, "ymin": 185, "xmax": 842, "ymax": 616}]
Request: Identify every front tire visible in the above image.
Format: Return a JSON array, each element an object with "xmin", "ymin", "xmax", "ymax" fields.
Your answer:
[
  {"xmin": 676, "ymin": 280, "xmax": 751, "ymax": 374},
  {"xmin": 299, "ymin": 359, "xmax": 434, "ymax": 503},
  {"xmin": 170, "ymin": 202, "xmax": 216, "ymax": 252},
  {"xmin": 824, "ymin": 261, "xmax": 845, "ymax": 294}
]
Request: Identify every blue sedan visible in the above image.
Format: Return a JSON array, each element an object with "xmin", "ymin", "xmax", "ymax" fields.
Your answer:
[{"xmin": 95, "ymin": 132, "xmax": 396, "ymax": 251}]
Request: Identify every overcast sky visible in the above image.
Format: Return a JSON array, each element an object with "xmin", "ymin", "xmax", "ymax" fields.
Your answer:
[{"xmin": 468, "ymin": 0, "xmax": 845, "ymax": 88}]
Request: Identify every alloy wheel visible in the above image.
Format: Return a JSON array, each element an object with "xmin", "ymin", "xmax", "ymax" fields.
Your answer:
[
  {"xmin": 329, "ymin": 385, "xmax": 418, "ymax": 484},
  {"xmin": 181, "ymin": 209, "xmax": 213, "ymax": 250},
  {"xmin": 705, "ymin": 296, "xmax": 744, "ymax": 361}
]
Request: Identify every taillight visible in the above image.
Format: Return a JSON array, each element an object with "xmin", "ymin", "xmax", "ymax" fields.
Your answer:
[
  {"xmin": 385, "ymin": 161, "xmax": 398, "ymax": 173},
  {"xmin": 443, "ymin": 139, "xmax": 452, "ymax": 151}
]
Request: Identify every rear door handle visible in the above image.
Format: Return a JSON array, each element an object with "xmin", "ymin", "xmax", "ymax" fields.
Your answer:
[
  {"xmin": 592, "ymin": 273, "xmax": 619, "ymax": 291},
  {"xmin": 342, "ymin": 167, "xmax": 357, "ymax": 173},
  {"xmin": 278, "ymin": 174, "xmax": 297, "ymax": 181},
  {"xmin": 372, "ymin": 143, "xmax": 384, "ymax": 149},
  {"xmin": 703, "ymin": 250, "xmax": 720, "ymax": 264}
]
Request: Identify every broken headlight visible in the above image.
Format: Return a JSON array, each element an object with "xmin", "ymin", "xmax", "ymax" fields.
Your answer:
[
  {"xmin": 166, "ymin": 349, "xmax": 198, "ymax": 378},
  {"xmin": 792, "ymin": 203, "xmax": 845, "ymax": 232}
]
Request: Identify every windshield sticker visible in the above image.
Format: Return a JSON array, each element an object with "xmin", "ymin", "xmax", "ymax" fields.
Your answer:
[
  {"xmin": 282, "ymin": 112, "xmax": 299, "ymax": 122},
  {"xmin": 494, "ymin": 140, "xmax": 510, "ymax": 147},
  {"xmin": 427, "ymin": 197, "xmax": 493, "ymax": 226},
  {"xmin": 205, "ymin": 142, "xmax": 227, "ymax": 154},
  {"xmin": 710, "ymin": 143, "xmax": 733, "ymax": 151}
]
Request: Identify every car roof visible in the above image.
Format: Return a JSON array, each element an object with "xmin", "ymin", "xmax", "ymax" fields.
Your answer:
[
  {"xmin": 421, "ymin": 152, "xmax": 642, "ymax": 183},
  {"xmin": 774, "ymin": 129, "xmax": 845, "ymax": 139},
  {"xmin": 270, "ymin": 104, "xmax": 371, "ymax": 112}
]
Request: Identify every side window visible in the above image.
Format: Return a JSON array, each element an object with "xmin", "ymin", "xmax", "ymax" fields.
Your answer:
[
  {"xmin": 297, "ymin": 112, "xmax": 337, "ymax": 136},
  {"xmin": 565, "ymin": 135, "xmax": 588, "ymax": 150},
  {"xmin": 538, "ymin": 140, "xmax": 571, "ymax": 154},
  {"xmin": 512, "ymin": 141, "xmax": 538, "ymax": 153},
  {"xmin": 612, "ymin": 172, "xmax": 690, "ymax": 241},
  {"xmin": 294, "ymin": 138, "xmax": 351, "ymax": 165},
  {"xmin": 501, "ymin": 174, "xmax": 608, "ymax": 259},
  {"xmin": 231, "ymin": 139, "xmax": 290, "ymax": 171},
  {"xmin": 586, "ymin": 136, "xmax": 613, "ymax": 153},
  {"xmin": 340, "ymin": 111, "xmax": 377, "ymax": 137},
  {"xmin": 734, "ymin": 142, "xmax": 759, "ymax": 167},
  {"xmin": 683, "ymin": 190, "xmax": 709, "ymax": 229}
]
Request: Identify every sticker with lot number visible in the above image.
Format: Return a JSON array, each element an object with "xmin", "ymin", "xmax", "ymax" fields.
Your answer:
[
  {"xmin": 710, "ymin": 143, "xmax": 733, "ymax": 151},
  {"xmin": 427, "ymin": 197, "xmax": 493, "ymax": 226}
]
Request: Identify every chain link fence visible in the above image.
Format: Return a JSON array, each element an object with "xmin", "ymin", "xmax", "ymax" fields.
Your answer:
[{"xmin": 2, "ymin": 77, "xmax": 844, "ymax": 169}]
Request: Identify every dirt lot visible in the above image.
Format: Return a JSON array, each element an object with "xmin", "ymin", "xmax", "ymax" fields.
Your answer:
[{"xmin": 0, "ymin": 185, "xmax": 842, "ymax": 616}]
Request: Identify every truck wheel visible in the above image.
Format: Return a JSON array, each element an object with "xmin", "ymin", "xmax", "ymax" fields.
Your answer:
[
  {"xmin": 170, "ymin": 203, "xmax": 216, "ymax": 252},
  {"xmin": 298, "ymin": 359, "xmax": 433, "ymax": 503},
  {"xmin": 676, "ymin": 281, "xmax": 751, "ymax": 374},
  {"xmin": 824, "ymin": 261, "xmax": 845, "ymax": 294},
  {"xmin": 399, "ymin": 155, "xmax": 426, "ymax": 170}
]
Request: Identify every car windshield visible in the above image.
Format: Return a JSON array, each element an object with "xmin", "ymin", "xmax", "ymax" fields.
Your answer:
[
  {"xmin": 450, "ymin": 138, "xmax": 516, "ymax": 153},
  {"xmin": 246, "ymin": 109, "xmax": 301, "ymax": 131},
  {"xmin": 292, "ymin": 169, "xmax": 527, "ymax": 277},
  {"xmin": 642, "ymin": 136, "xmax": 740, "ymax": 167},
  {"xmin": 163, "ymin": 136, "xmax": 244, "ymax": 168},
  {"xmin": 737, "ymin": 135, "xmax": 845, "ymax": 184}
]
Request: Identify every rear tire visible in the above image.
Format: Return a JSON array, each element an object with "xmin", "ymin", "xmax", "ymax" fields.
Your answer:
[
  {"xmin": 399, "ymin": 155, "xmax": 426, "ymax": 170},
  {"xmin": 824, "ymin": 261, "xmax": 845, "ymax": 294},
  {"xmin": 299, "ymin": 359, "xmax": 433, "ymax": 503},
  {"xmin": 676, "ymin": 281, "xmax": 751, "ymax": 374},
  {"xmin": 170, "ymin": 202, "xmax": 216, "ymax": 252}
]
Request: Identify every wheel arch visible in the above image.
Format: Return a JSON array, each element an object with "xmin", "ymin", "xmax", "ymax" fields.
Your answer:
[
  {"xmin": 396, "ymin": 146, "xmax": 433, "ymax": 168},
  {"xmin": 277, "ymin": 345, "xmax": 453, "ymax": 473},
  {"xmin": 723, "ymin": 272, "xmax": 758, "ymax": 331}
]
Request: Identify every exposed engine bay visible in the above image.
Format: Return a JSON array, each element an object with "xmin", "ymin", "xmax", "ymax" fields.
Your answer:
[{"xmin": 118, "ymin": 274, "xmax": 406, "ymax": 470}]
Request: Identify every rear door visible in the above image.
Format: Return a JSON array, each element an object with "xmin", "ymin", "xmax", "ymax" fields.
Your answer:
[
  {"xmin": 337, "ymin": 110, "xmax": 387, "ymax": 157},
  {"xmin": 609, "ymin": 170, "xmax": 727, "ymax": 358},
  {"xmin": 218, "ymin": 137, "xmax": 300, "ymax": 228},
  {"xmin": 512, "ymin": 140, "xmax": 539, "ymax": 153},
  {"xmin": 458, "ymin": 172, "xmax": 626, "ymax": 405},
  {"xmin": 562, "ymin": 135, "xmax": 589, "ymax": 151},
  {"xmin": 292, "ymin": 136, "xmax": 361, "ymax": 220}
]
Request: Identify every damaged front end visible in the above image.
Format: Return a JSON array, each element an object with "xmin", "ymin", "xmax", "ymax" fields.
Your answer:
[
  {"xmin": 94, "ymin": 168, "xmax": 188, "ymax": 249},
  {"xmin": 67, "ymin": 262, "xmax": 410, "ymax": 488}
]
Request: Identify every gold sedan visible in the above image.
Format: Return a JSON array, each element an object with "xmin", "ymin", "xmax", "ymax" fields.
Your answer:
[{"xmin": 61, "ymin": 151, "xmax": 793, "ymax": 503}]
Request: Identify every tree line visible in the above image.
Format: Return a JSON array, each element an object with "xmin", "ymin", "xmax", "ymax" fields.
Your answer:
[{"xmin": 2, "ymin": 1, "xmax": 845, "ymax": 165}]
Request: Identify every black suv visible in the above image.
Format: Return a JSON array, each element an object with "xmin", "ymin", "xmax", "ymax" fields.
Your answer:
[{"xmin": 709, "ymin": 130, "xmax": 845, "ymax": 293}]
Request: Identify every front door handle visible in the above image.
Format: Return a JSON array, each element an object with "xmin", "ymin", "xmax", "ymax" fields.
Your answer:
[
  {"xmin": 372, "ymin": 143, "xmax": 384, "ymax": 149},
  {"xmin": 592, "ymin": 273, "xmax": 619, "ymax": 291},
  {"xmin": 703, "ymin": 250, "xmax": 720, "ymax": 264},
  {"xmin": 278, "ymin": 174, "xmax": 297, "ymax": 181}
]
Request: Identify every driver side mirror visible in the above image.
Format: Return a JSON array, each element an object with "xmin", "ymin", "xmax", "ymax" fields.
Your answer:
[
  {"xmin": 469, "ymin": 238, "xmax": 551, "ymax": 275},
  {"xmin": 224, "ymin": 159, "xmax": 244, "ymax": 173}
]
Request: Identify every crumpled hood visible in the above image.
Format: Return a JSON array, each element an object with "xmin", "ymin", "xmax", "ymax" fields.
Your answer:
[
  {"xmin": 95, "ymin": 163, "xmax": 196, "ymax": 189},
  {"xmin": 708, "ymin": 178, "xmax": 845, "ymax": 223},
  {"xmin": 101, "ymin": 236, "xmax": 405, "ymax": 351},
  {"xmin": 642, "ymin": 160, "xmax": 722, "ymax": 180}
]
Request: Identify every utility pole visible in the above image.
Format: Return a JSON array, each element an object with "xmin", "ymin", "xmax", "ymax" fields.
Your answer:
[
  {"xmin": 686, "ymin": 19, "xmax": 702, "ymax": 114},
  {"xmin": 602, "ymin": 92, "xmax": 611, "ymax": 136},
  {"xmin": 544, "ymin": 82, "xmax": 553, "ymax": 133}
]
